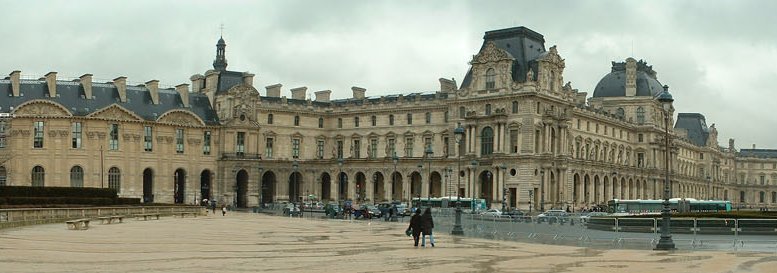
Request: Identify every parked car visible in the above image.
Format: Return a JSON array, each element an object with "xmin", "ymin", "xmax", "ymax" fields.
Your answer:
[
  {"xmin": 502, "ymin": 209, "xmax": 525, "ymax": 219},
  {"xmin": 480, "ymin": 209, "xmax": 505, "ymax": 217},
  {"xmin": 394, "ymin": 204, "xmax": 410, "ymax": 216},
  {"xmin": 537, "ymin": 210, "xmax": 569, "ymax": 223},
  {"xmin": 282, "ymin": 203, "xmax": 301, "ymax": 216},
  {"xmin": 579, "ymin": 211, "xmax": 610, "ymax": 222},
  {"xmin": 324, "ymin": 203, "xmax": 342, "ymax": 217},
  {"xmin": 377, "ymin": 203, "xmax": 392, "ymax": 216}
]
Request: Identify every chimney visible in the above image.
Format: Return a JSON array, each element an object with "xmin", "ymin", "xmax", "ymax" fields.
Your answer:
[
  {"xmin": 290, "ymin": 86, "xmax": 307, "ymax": 100},
  {"xmin": 190, "ymin": 74, "xmax": 204, "ymax": 93},
  {"xmin": 265, "ymin": 84, "xmax": 282, "ymax": 97},
  {"xmin": 242, "ymin": 72, "xmax": 255, "ymax": 86},
  {"xmin": 44, "ymin": 72, "xmax": 57, "ymax": 98},
  {"xmin": 352, "ymin": 86, "xmax": 366, "ymax": 99},
  {"xmin": 315, "ymin": 90, "xmax": 331, "ymax": 102},
  {"xmin": 146, "ymin": 80, "xmax": 160, "ymax": 105},
  {"xmin": 439, "ymin": 78, "xmax": 456, "ymax": 92},
  {"xmin": 625, "ymin": 58, "xmax": 637, "ymax": 97},
  {"xmin": 113, "ymin": 76, "xmax": 127, "ymax": 102},
  {"xmin": 176, "ymin": 83, "xmax": 190, "ymax": 108},
  {"xmin": 753, "ymin": 144, "xmax": 756, "ymax": 149},
  {"xmin": 10, "ymin": 70, "xmax": 21, "ymax": 97},
  {"xmin": 204, "ymin": 70, "xmax": 219, "ymax": 91},
  {"xmin": 79, "ymin": 74, "xmax": 93, "ymax": 99}
]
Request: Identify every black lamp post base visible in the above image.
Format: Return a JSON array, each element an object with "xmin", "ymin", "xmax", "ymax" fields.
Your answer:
[
  {"xmin": 654, "ymin": 236, "xmax": 676, "ymax": 250},
  {"xmin": 451, "ymin": 207, "xmax": 464, "ymax": 236}
]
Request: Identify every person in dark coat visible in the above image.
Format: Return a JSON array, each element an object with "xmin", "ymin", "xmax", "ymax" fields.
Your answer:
[
  {"xmin": 421, "ymin": 207, "xmax": 435, "ymax": 247},
  {"xmin": 407, "ymin": 209, "xmax": 423, "ymax": 247}
]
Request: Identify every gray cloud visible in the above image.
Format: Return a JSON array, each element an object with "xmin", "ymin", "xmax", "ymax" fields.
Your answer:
[{"xmin": 1, "ymin": 0, "xmax": 774, "ymax": 148}]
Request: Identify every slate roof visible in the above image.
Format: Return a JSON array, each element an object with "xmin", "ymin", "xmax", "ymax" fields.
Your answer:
[
  {"xmin": 738, "ymin": 149, "xmax": 777, "ymax": 158},
  {"xmin": 592, "ymin": 60, "xmax": 664, "ymax": 98},
  {"xmin": 460, "ymin": 26, "xmax": 546, "ymax": 89},
  {"xmin": 0, "ymin": 79, "xmax": 219, "ymax": 125},
  {"xmin": 674, "ymin": 113, "xmax": 709, "ymax": 147}
]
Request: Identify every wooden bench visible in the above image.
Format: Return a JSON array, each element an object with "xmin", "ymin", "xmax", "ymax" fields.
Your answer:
[
  {"xmin": 134, "ymin": 213, "xmax": 161, "ymax": 221},
  {"xmin": 176, "ymin": 212, "xmax": 198, "ymax": 218},
  {"xmin": 98, "ymin": 215, "xmax": 125, "ymax": 224},
  {"xmin": 66, "ymin": 218, "xmax": 91, "ymax": 230}
]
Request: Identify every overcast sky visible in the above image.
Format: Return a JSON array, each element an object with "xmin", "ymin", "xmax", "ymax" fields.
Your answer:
[{"xmin": 2, "ymin": 0, "xmax": 775, "ymax": 149}]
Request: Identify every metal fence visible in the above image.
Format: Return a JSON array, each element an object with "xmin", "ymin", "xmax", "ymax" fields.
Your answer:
[{"xmin": 258, "ymin": 204, "xmax": 777, "ymax": 253}]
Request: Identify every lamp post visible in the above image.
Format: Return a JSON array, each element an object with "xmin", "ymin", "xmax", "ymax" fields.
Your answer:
[
  {"xmin": 707, "ymin": 176, "xmax": 711, "ymax": 200},
  {"xmin": 257, "ymin": 167, "xmax": 264, "ymax": 210},
  {"xmin": 392, "ymin": 152, "xmax": 398, "ymax": 202},
  {"xmin": 451, "ymin": 126, "xmax": 465, "ymax": 235},
  {"xmin": 484, "ymin": 170, "xmax": 491, "ymax": 209},
  {"xmin": 528, "ymin": 189, "xmax": 534, "ymax": 215},
  {"xmin": 500, "ymin": 164, "xmax": 507, "ymax": 213},
  {"xmin": 292, "ymin": 160, "xmax": 299, "ymax": 217},
  {"xmin": 337, "ymin": 158, "xmax": 344, "ymax": 201},
  {"xmin": 416, "ymin": 162, "xmax": 423, "ymax": 209},
  {"xmin": 540, "ymin": 170, "xmax": 545, "ymax": 212},
  {"xmin": 425, "ymin": 146, "xmax": 433, "ymax": 208},
  {"xmin": 654, "ymin": 85, "xmax": 676, "ymax": 251}
]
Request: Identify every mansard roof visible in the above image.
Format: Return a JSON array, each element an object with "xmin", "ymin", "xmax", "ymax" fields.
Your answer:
[
  {"xmin": 461, "ymin": 26, "xmax": 547, "ymax": 89},
  {"xmin": 0, "ymin": 79, "xmax": 219, "ymax": 125},
  {"xmin": 593, "ymin": 59, "xmax": 664, "ymax": 98},
  {"xmin": 738, "ymin": 149, "xmax": 777, "ymax": 159},
  {"xmin": 674, "ymin": 113, "xmax": 709, "ymax": 147}
]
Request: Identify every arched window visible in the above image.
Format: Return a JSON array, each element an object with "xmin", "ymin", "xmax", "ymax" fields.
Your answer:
[
  {"xmin": 485, "ymin": 104, "xmax": 492, "ymax": 115},
  {"xmin": 31, "ymin": 166, "xmax": 44, "ymax": 187},
  {"xmin": 0, "ymin": 166, "xmax": 6, "ymax": 186},
  {"xmin": 70, "ymin": 166, "xmax": 84, "ymax": 188},
  {"xmin": 108, "ymin": 167, "xmax": 121, "ymax": 193},
  {"xmin": 616, "ymin": 108, "xmax": 625, "ymax": 118},
  {"xmin": 636, "ymin": 107, "xmax": 645, "ymax": 124},
  {"xmin": 512, "ymin": 101, "xmax": 519, "ymax": 114},
  {"xmin": 485, "ymin": 68, "xmax": 495, "ymax": 89},
  {"xmin": 481, "ymin": 127, "xmax": 494, "ymax": 155}
]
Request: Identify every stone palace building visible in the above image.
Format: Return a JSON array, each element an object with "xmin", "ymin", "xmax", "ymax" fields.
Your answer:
[{"xmin": 1, "ymin": 26, "xmax": 775, "ymax": 210}]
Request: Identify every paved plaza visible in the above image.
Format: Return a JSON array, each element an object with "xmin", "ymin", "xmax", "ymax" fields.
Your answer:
[{"xmin": 0, "ymin": 212, "xmax": 775, "ymax": 273}]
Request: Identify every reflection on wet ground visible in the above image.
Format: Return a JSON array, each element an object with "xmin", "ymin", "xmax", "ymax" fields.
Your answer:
[{"xmin": 0, "ymin": 212, "xmax": 774, "ymax": 273}]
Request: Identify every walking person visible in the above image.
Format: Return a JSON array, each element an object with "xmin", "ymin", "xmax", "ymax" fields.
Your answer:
[
  {"xmin": 407, "ymin": 209, "xmax": 423, "ymax": 247},
  {"xmin": 421, "ymin": 207, "xmax": 435, "ymax": 247},
  {"xmin": 221, "ymin": 205, "xmax": 227, "ymax": 216}
]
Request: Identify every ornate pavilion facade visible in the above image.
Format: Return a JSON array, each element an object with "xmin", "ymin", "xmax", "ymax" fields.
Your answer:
[{"xmin": 1, "ymin": 27, "xmax": 775, "ymax": 210}]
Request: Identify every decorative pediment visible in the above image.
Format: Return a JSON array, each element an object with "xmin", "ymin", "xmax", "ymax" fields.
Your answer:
[
  {"xmin": 157, "ymin": 109, "xmax": 206, "ymax": 127},
  {"xmin": 226, "ymin": 84, "xmax": 261, "ymax": 105},
  {"xmin": 263, "ymin": 130, "xmax": 277, "ymax": 137},
  {"xmin": 403, "ymin": 131, "xmax": 415, "ymax": 137},
  {"xmin": 367, "ymin": 132, "xmax": 380, "ymax": 138},
  {"xmin": 438, "ymin": 129, "xmax": 449, "ymax": 135},
  {"xmin": 13, "ymin": 100, "xmax": 72, "ymax": 117},
  {"xmin": 351, "ymin": 133, "xmax": 363, "ymax": 139},
  {"xmin": 422, "ymin": 130, "xmax": 434, "ymax": 137},
  {"xmin": 385, "ymin": 131, "xmax": 396, "ymax": 138},
  {"xmin": 537, "ymin": 45, "xmax": 566, "ymax": 68},
  {"xmin": 508, "ymin": 122, "xmax": 522, "ymax": 129},
  {"xmin": 471, "ymin": 42, "xmax": 514, "ymax": 65},
  {"xmin": 87, "ymin": 104, "xmax": 143, "ymax": 121}
]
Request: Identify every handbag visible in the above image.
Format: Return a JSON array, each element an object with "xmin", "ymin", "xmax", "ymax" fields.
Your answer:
[{"xmin": 405, "ymin": 227, "xmax": 412, "ymax": 236}]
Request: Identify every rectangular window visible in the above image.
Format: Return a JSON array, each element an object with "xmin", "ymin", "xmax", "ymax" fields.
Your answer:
[
  {"xmin": 407, "ymin": 113, "xmax": 413, "ymax": 125},
  {"xmin": 336, "ymin": 140, "xmax": 344, "ymax": 159},
  {"xmin": 388, "ymin": 138, "xmax": 396, "ymax": 156},
  {"xmin": 700, "ymin": 153, "xmax": 704, "ymax": 160},
  {"xmin": 510, "ymin": 129, "xmax": 519, "ymax": 153},
  {"xmin": 595, "ymin": 124, "xmax": 599, "ymax": 133},
  {"xmin": 109, "ymin": 123, "xmax": 119, "ymax": 150},
  {"xmin": 370, "ymin": 139, "xmax": 377, "ymax": 159},
  {"xmin": 0, "ymin": 120, "xmax": 6, "ymax": 148},
  {"xmin": 638, "ymin": 133, "xmax": 643, "ymax": 143},
  {"xmin": 586, "ymin": 122, "xmax": 590, "ymax": 131},
  {"xmin": 353, "ymin": 139, "xmax": 361, "ymax": 158},
  {"xmin": 72, "ymin": 122, "xmax": 82, "ymax": 149},
  {"xmin": 760, "ymin": 175, "xmax": 766, "ymax": 185},
  {"xmin": 424, "ymin": 137, "xmax": 432, "ymax": 154},
  {"xmin": 33, "ymin": 121, "xmax": 44, "ymax": 148},
  {"xmin": 389, "ymin": 115, "xmax": 395, "ymax": 125},
  {"xmin": 637, "ymin": 153, "xmax": 645, "ymax": 168},
  {"xmin": 144, "ymin": 126, "xmax": 152, "ymax": 152},
  {"xmin": 443, "ymin": 137, "xmax": 450, "ymax": 157},
  {"xmin": 175, "ymin": 129, "xmax": 184, "ymax": 154},
  {"xmin": 267, "ymin": 114, "xmax": 274, "ymax": 124},
  {"xmin": 338, "ymin": 118, "xmax": 343, "ymax": 128},
  {"xmin": 577, "ymin": 119, "xmax": 581, "ymax": 129},
  {"xmin": 203, "ymin": 131, "xmax": 211, "ymax": 155},
  {"xmin": 444, "ymin": 111, "xmax": 449, "ymax": 122},
  {"xmin": 265, "ymin": 138, "xmax": 274, "ymax": 159},
  {"xmin": 292, "ymin": 138, "xmax": 300, "ymax": 159},
  {"xmin": 405, "ymin": 137, "xmax": 414, "ymax": 157},
  {"xmin": 425, "ymin": 112, "xmax": 431, "ymax": 124},
  {"xmin": 354, "ymin": 117, "xmax": 360, "ymax": 127},
  {"xmin": 293, "ymin": 116, "xmax": 300, "ymax": 126},
  {"xmin": 371, "ymin": 116, "xmax": 376, "ymax": 126},
  {"xmin": 318, "ymin": 117, "xmax": 324, "ymax": 128},
  {"xmin": 316, "ymin": 140, "xmax": 325, "ymax": 159},
  {"xmin": 236, "ymin": 132, "xmax": 246, "ymax": 155}
]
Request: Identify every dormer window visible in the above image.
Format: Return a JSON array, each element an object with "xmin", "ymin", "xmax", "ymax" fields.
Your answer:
[{"xmin": 485, "ymin": 68, "xmax": 495, "ymax": 89}]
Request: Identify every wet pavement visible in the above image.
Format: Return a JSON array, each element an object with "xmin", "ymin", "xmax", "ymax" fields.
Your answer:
[{"xmin": 0, "ymin": 212, "xmax": 775, "ymax": 273}]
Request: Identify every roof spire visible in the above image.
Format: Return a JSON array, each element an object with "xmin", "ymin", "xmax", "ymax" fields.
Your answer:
[{"xmin": 213, "ymin": 25, "xmax": 228, "ymax": 71}]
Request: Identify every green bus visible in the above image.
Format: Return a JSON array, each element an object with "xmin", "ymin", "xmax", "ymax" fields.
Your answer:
[
  {"xmin": 607, "ymin": 198, "xmax": 732, "ymax": 215},
  {"xmin": 412, "ymin": 197, "xmax": 487, "ymax": 212}
]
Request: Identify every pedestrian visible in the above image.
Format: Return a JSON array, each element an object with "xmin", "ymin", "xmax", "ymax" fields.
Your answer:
[
  {"xmin": 211, "ymin": 202, "xmax": 216, "ymax": 214},
  {"xmin": 407, "ymin": 209, "xmax": 423, "ymax": 247},
  {"xmin": 421, "ymin": 207, "xmax": 435, "ymax": 247},
  {"xmin": 222, "ymin": 205, "xmax": 227, "ymax": 216}
]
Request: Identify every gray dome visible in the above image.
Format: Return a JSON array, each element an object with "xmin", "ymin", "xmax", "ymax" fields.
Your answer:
[{"xmin": 593, "ymin": 61, "xmax": 664, "ymax": 98}]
